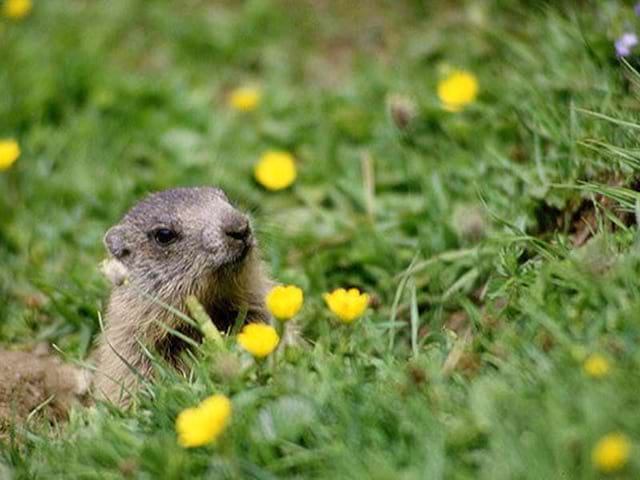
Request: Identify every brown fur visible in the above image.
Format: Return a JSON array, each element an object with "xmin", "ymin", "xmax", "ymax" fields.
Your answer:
[{"xmin": 93, "ymin": 187, "xmax": 271, "ymax": 404}]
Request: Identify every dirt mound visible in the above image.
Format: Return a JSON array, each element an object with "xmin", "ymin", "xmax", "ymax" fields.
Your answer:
[{"xmin": 0, "ymin": 349, "xmax": 90, "ymax": 434}]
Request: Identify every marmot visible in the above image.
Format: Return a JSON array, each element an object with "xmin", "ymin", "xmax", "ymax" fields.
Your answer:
[{"xmin": 94, "ymin": 187, "xmax": 272, "ymax": 404}]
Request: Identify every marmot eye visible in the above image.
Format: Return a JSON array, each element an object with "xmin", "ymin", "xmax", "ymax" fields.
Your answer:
[{"xmin": 152, "ymin": 228, "xmax": 178, "ymax": 246}]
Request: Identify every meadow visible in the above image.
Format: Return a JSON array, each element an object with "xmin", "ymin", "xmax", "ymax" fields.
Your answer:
[{"xmin": 1, "ymin": 0, "xmax": 640, "ymax": 478}]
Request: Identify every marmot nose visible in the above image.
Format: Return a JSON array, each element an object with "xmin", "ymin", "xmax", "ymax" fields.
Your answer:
[{"xmin": 223, "ymin": 217, "xmax": 251, "ymax": 242}]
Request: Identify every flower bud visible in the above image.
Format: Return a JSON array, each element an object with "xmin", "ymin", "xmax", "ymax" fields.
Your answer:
[
  {"xmin": 101, "ymin": 258, "xmax": 129, "ymax": 286},
  {"xmin": 387, "ymin": 94, "xmax": 417, "ymax": 130}
]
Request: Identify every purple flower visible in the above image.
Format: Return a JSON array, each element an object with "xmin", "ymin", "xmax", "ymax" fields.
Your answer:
[
  {"xmin": 635, "ymin": 2, "xmax": 640, "ymax": 16},
  {"xmin": 615, "ymin": 32, "xmax": 638, "ymax": 57}
]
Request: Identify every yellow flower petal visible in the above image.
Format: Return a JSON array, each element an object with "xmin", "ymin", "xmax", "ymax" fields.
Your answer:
[
  {"xmin": 266, "ymin": 285, "xmax": 304, "ymax": 321},
  {"xmin": 592, "ymin": 432, "xmax": 631, "ymax": 473},
  {"xmin": 3, "ymin": 0, "xmax": 31, "ymax": 19},
  {"xmin": 437, "ymin": 70, "xmax": 478, "ymax": 112},
  {"xmin": 237, "ymin": 323, "xmax": 279, "ymax": 358},
  {"xmin": 583, "ymin": 354, "xmax": 610, "ymax": 378},
  {"xmin": 176, "ymin": 394, "xmax": 232, "ymax": 448},
  {"xmin": 323, "ymin": 288, "xmax": 369, "ymax": 324},
  {"xmin": 228, "ymin": 86, "xmax": 261, "ymax": 112},
  {"xmin": 0, "ymin": 140, "xmax": 20, "ymax": 171},
  {"xmin": 254, "ymin": 150, "xmax": 297, "ymax": 191}
]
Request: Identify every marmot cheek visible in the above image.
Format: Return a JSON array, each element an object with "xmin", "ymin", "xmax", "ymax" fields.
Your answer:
[{"xmin": 201, "ymin": 226, "xmax": 223, "ymax": 253}]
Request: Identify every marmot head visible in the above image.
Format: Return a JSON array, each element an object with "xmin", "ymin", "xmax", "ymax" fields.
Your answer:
[{"xmin": 103, "ymin": 187, "xmax": 254, "ymax": 298}]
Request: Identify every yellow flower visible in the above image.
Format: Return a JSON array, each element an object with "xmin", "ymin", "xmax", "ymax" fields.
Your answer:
[
  {"xmin": 583, "ymin": 353, "xmax": 610, "ymax": 378},
  {"xmin": 237, "ymin": 323, "xmax": 279, "ymax": 358},
  {"xmin": 176, "ymin": 394, "xmax": 232, "ymax": 448},
  {"xmin": 592, "ymin": 432, "xmax": 631, "ymax": 473},
  {"xmin": 228, "ymin": 86, "xmax": 261, "ymax": 112},
  {"xmin": 254, "ymin": 150, "xmax": 297, "ymax": 191},
  {"xmin": 266, "ymin": 285, "xmax": 303, "ymax": 321},
  {"xmin": 323, "ymin": 288, "xmax": 369, "ymax": 324},
  {"xmin": 437, "ymin": 70, "xmax": 478, "ymax": 112},
  {"xmin": 3, "ymin": 0, "xmax": 32, "ymax": 19},
  {"xmin": 0, "ymin": 140, "xmax": 20, "ymax": 171}
]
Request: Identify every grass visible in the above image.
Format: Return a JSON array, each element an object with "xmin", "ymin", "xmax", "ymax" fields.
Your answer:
[{"xmin": 2, "ymin": 0, "xmax": 640, "ymax": 478}]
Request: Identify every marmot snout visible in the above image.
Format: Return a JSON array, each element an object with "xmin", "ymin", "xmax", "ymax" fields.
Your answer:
[{"xmin": 94, "ymin": 187, "xmax": 272, "ymax": 404}]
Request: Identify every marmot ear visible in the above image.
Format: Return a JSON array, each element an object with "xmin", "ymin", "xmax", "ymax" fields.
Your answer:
[{"xmin": 104, "ymin": 225, "xmax": 130, "ymax": 259}]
